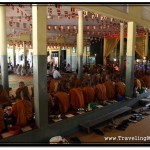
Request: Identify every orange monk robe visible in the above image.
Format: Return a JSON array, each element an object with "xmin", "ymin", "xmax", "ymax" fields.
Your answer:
[
  {"xmin": 115, "ymin": 82, "xmax": 125, "ymax": 96},
  {"xmin": 54, "ymin": 92, "xmax": 70, "ymax": 114},
  {"xmin": 0, "ymin": 107, "xmax": 5, "ymax": 132},
  {"xmin": 82, "ymin": 87, "xmax": 95, "ymax": 104},
  {"xmin": 49, "ymin": 79, "xmax": 56, "ymax": 94},
  {"xmin": 104, "ymin": 81, "xmax": 116, "ymax": 100},
  {"xmin": 12, "ymin": 99, "xmax": 33, "ymax": 127},
  {"xmin": 94, "ymin": 84, "xmax": 108, "ymax": 101},
  {"xmin": 72, "ymin": 78, "xmax": 81, "ymax": 88},
  {"xmin": 69, "ymin": 88, "xmax": 85, "ymax": 110},
  {"xmin": 16, "ymin": 86, "xmax": 30, "ymax": 99},
  {"xmin": 141, "ymin": 76, "xmax": 150, "ymax": 89},
  {"xmin": 0, "ymin": 89, "xmax": 11, "ymax": 107}
]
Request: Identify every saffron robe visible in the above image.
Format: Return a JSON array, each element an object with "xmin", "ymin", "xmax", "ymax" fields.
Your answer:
[
  {"xmin": 82, "ymin": 87, "xmax": 95, "ymax": 104},
  {"xmin": 115, "ymin": 82, "xmax": 126, "ymax": 96},
  {"xmin": 104, "ymin": 81, "xmax": 116, "ymax": 100},
  {"xmin": 94, "ymin": 84, "xmax": 108, "ymax": 101},
  {"xmin": 69, "ymin": 88, "xmax": 85, "ymax": 110},
  {"xmin": 54, "ymin": 92, "xmax": 70, "ymax": 114},
  {"xmin": 0, "ymin": 89, "xmax": 11, "ymax": 107},
  {"xmin": 12, "ymin": 99, "xmax": 33, "ymax": 127}
]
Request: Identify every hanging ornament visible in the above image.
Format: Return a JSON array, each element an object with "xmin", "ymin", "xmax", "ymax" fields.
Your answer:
[
  {"xmin": 86, "ymin": 25, "xmax": 90, "ymax": 30},
  {"xmin": 92, "ymin": 26, "xmax": 96, "ymax": 30},
  {"xmin": 73, "ymin": 25, "xmax": 77, "ymax": 30},
  {"xmin": 18, "ymin": 17, "xmax": 21, "ymax": 22},
  {"xmin": 25, "ymin": 16, "xmax": 30, "ymax": 22},
  {"xmin": 71, "ymin": 7, "xmax": 76, "ymax": 12},
  {"xmin": 23, "ymin": 23, "xmax": 26, "ymax": 28},
  {"xmin": 67, "ymin": 26, "xmax": 70, "ymax": 31},
  {"xmin": 16, "ymin": 22, "xmax": 20, "ymax": 28},
  {"xmin": 47, "ymin": 25, "xmax": 51, "ymax": 30},
  {"xmin": 9, "ymin": 17, "xmax": 13, "ymax": 22},
  {"xmin": 9, "ymin": 21, "xmax": 13, "ymax": 27},
  {"xmin": 53, "ymin": 26, "xmax": 57, "ymax": 30}
]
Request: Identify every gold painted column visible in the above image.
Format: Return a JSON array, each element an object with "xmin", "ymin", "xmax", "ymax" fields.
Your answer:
[
  {"xmin": 145, "ymin": 32, "xmax": 148, "ymax": 58},
  {"xmin": 125, "ymin": 22, "xmax": 136, "ymax": 97},
  {"xmin": 119, "ymin": 23, "xmax": 124, "ymax": 72},
  {"xmin": 32, "ymin": 4, "xmax": 48, "ymax": 128},
  {"xmin": 0, "ymin": 5, "xmax": 9, "ymax": 90},
  {"xmin": 77, "ymin": 11, "xmax": 84, "ymax": 79}
]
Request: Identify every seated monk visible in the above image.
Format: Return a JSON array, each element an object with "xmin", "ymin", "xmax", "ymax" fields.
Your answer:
[
  {"xmin": 0, "ymin": 84, "xmax": 11, "ymax": 108},
  {"xmin": 82, "ymin": 81, "xmax": 95, "ymax": 105},
  {"xmin": 50, "ymin": 83, "xmax": 70, "ymax": 115},
  {"xmin": 115, "ymin": 81, "xmax": 126, "ymax": 97},
  {"xmin": 47, "ymin": 78, "xmax": 56, "ymax": 94},
  {"xmin": 94, "ymin": 84, "xmax": 108, "ymax": 101},
  {"xmin": 0, "ymin": 104, "xmax": 5, "ymax": 133},
  {"xmin": 141, "ymin": 75, "xmax": 150, "ymax": 89},
  {"xmin": 104, "ymin": 75, "xmax": 116, "ymax": 100},
  {"xmin": 11, "ymin": 90, "xmax": 33, "ymax": 127},
  {"xmin": 16, "ymin": 81, "xmax": 30, "ymax": 100},
  {"xmin": 70, "ymin": 73, "xmax": 81, "ymax": 88},
  {"xmin": 69, "ymin": 88, "xmax": 85, "ymax": 111}
]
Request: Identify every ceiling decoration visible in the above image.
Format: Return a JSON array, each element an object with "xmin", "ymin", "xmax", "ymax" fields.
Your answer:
[{"xmin": 5, "ymin": 4, "xmax": 150, "ymax": 47}]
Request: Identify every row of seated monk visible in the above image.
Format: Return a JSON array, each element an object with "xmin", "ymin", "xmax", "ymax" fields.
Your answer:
[
  {"xmin": 0, "ymin": 73, "xmax": 150, "ymax": 134},
  {"xmin": 47, "ymin": 73, "xmax": 150, "ymax": 116}
]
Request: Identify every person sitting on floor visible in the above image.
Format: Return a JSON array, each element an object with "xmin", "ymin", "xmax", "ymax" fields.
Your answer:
[
  {"xmin": 47, "ymin": 78, "xmax": 56, "ymax": 94},
  {"xmin": 52, "ymin": 83, "xmax": 70, "ymax": 115},
  {"xmin": 0, "ymin": 103, "xmax": 5, "ymax": 133},
  {"xmin": 70, "ymin": 73, "xmax": 81, "ymax": 88},
  {"xmin": 82, "ymin": 80, "xmax": 95, "ymax": 105},
  {"xmin": 94, "ymin": 83, "xmax": 108, "ymax": 102},
  {"xmin": 65, "ymin": 63, "xmax": 72, "ymax": 73},
  {"xmin": 115, "ymin": 81, "xmax": 126, "ymax": 97},
  {"xmin": 104, "ymin": 74, "xmax": 116, "ymax": 100},
  {"xmin": 15, "ymin": 81, "xmax": 31, "ymax": 100},
  {"xmin": 0, "ymin": 84, "xmax": 11, "ymax": 108},
  {"xmin": 11, "ymin": 90, "xmax": 33, "ymax": 127},
  {"xmin": 69, "ymin": 83, "xmax": 85, "ymax": 111},
  {"xmin": 53, "ymin": 67, "xmax": 62, "ymax": 79}
]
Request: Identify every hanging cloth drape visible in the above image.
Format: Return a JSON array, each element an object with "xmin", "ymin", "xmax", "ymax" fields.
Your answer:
[
  {"xmin": 135, "ymin": 36, "xmax": 145, "ymax": 58},
  {"xmin": 103, "ymin": 38, "xmax": 120, "ymax": 65}
]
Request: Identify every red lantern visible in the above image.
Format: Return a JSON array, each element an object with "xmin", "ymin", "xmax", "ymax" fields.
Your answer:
[
  {"xmin": 18, "ymin": 17, "xmax": 21, "ymax": 22},
  {"xmin": 47, "ymin": 25, "xmax": 51, "ymax": 30},
  {"xmin": 9, "ymin": 17, "xmax": 13, "ymax": 22}
]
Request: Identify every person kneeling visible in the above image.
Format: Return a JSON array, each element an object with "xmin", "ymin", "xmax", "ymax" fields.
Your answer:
[{"xmin": 11, "ymin": 90, "xmax": 33, "ymax": 127}]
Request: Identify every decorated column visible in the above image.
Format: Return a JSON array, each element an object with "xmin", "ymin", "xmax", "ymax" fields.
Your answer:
[
  {"xmin": 119, "ymin": 23, "xmax": 124, "ymax": 72},
  {"xmin": 32, "ymin": 4, "xmax": 48, "ymax": 128},
  {"xmin": 77, "ymin": 11, "xmax": 84, "ymax": 79},
  {"xmin": 23, "ymin": 41, "xmax": 27, "ymax": 72},
  {"xmin": 12, "ymin": 45, "xmax": 16, "ymax": 67},
  {"xmin": 59, "ymin": 46, "xmax": 62, "ymax": 70},
  {"xmin": 125, "ymin": 22, "xmax": 136, "ymax": 97},
  {"xmin": 0, "ymin": 5, "xmax": 9, "ymax": 90},
  {"xmin": 145, "ymin": 32, "xmax": 148, "ymax": 58}
]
